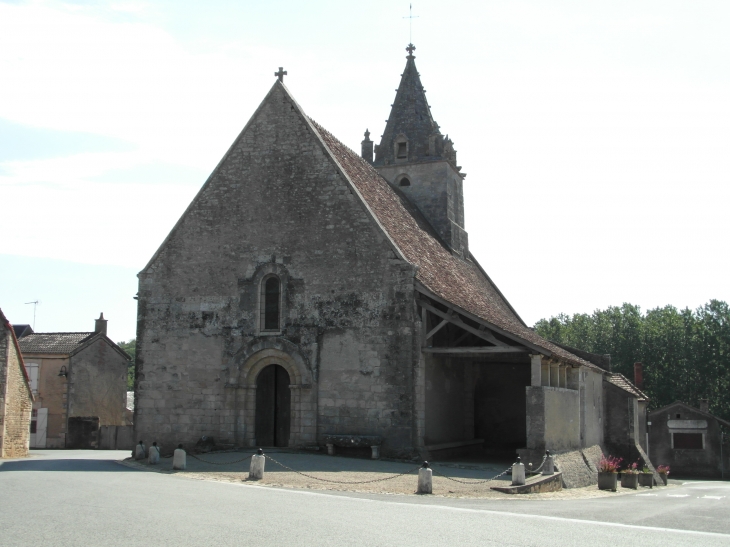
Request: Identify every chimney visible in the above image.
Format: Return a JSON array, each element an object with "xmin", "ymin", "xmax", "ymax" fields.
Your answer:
[
  {"xmin": 699, "ymin": 399, "xmax": 709, "ymax": 413},
  {"xmin": 95, "ymin": 313, "xmax": 108, "ymax": 336},
  {"xmin": 361, "ymin": 129, "xmax": 373, "ymax": 163},
  {"xmin": 633, "ymin": 362, "xmax": 643, "ymax": 390}
]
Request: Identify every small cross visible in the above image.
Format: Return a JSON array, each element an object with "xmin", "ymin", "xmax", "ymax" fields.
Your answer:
[
  {"xmin": 275, "ymin": 67, "xmax": 287, "ymax": 82},
  {"xmin": 406, "ymin": 43, "xmax": 416, "ymax": 57}
]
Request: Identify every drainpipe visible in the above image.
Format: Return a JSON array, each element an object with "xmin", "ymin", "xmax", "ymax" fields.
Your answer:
[{"xmin": 722, "ymin": 428, "xmax": 725, "ymax": 481}]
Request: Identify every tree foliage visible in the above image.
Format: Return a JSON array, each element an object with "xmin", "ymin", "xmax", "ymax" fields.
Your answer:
[
  {"xmin": 118, "ymin": 339, "xmax": 136, "ymax": 391},
  {"xmin": 534, "ymin": 300, "xmax": 730, "ymax": 422}
]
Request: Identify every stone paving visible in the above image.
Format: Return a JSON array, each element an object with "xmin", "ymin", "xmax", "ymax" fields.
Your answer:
[{"xmin": 119, "ymin": 450, "xmax": 671, "ymax": 500}]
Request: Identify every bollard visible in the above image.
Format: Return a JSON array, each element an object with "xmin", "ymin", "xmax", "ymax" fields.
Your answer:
[
  {"xmin": 134, "ymin": 441, "xmax": 146, "ymax": 460},
  {"xmin": 542, "ymin": 450, "xmax": 554, "ymax": 476},
  {"xmin": 370, "ymin": 445, "xmax": 380, "ymax": 460},
  {"xmin": 511, "ymin": 456, "xmax": 526, "ymax": 486},
  {"xmin": 326, "ymin": 443, "xmax": 335, "ymax": 456},
  {"xmin": 417, "ymin": 461, "xmax": 433, "ymax": 494},
  {"xmin": 172, "ymin": 444, "xmax": 186, "ymax": 470},
  {"xmin": 249, "ymin": 448, "xmax": 266, "ymax": 480},
  {"xmin": 148, "ymin": 442, "xmax": 160, "ymax": 465}
]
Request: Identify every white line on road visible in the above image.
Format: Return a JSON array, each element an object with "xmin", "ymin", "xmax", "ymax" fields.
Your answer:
[{"xmin": 230, "ymin": 481, "xmax": 730, "ymax": 539}]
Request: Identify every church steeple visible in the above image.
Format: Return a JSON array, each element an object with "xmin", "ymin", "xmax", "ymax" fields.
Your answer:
[
  {"xmin": 372, "ymin": 45, "xmax": 468, "ymax": 257},
  {"xmin": 374, "ymin": 44, "xmax": 455, "ymax": 166}
]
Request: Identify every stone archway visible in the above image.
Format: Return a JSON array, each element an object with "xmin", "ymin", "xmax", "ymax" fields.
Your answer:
[{"xmin": 229, "ymin": 339, "xmax": 316, "ymax": 448}]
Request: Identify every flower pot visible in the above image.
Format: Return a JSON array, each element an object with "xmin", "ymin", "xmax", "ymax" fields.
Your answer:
[
  {"xmin": 639, "ymin": 473, "xmax": 654, "ymax": 488},
  {"xmin": 658, "ymin": 473, "xmax": 668, "ymax": 486},
  {"xmin": 621, "ymin": 472, "xmax": 639, "ymax": 489},
  {"xmin": 598, "ymin": 472, "xmax": 618, "ymax": 491}
]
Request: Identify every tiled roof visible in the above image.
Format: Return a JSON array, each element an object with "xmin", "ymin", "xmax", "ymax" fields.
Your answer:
[
  {"xmin": 607, "ymin": 373, "xmax": 648, "ymax": 400},
  {"xmin": 19, "ymin": 332, "xmax": 95, "ymax": 354},
  {"xmin": 310, "ymin": 119, "xmax": 602, "ymax": 371}
]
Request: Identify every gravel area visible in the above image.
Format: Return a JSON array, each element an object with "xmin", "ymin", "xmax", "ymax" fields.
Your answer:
[{"xmin": 120, "ymin": 450, "xmax": 672, "ymax": 500}]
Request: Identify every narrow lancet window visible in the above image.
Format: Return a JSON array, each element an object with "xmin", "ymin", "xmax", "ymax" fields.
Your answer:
[
  {"xmin": 397, "ymin": 142, "xmax": 407, "ymax": 158},
  {"xmin": 262, "ymin": 276, "xmax": 280, "ymax": 330}
]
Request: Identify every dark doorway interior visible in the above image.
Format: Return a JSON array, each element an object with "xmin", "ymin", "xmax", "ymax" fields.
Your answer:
[
  {"xmin": 255, "ymin": 364, "xmax": 291, "ymax": 447},
  {"xmin": 67, "ymin": 416, "xmax": 100, "ymax": 449}
]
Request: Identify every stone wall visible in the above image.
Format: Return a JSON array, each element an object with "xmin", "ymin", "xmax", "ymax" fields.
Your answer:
[
  {"xmin": 135, "ymin": 83, "xmax": 419, "ymax": 456},
  {"xmin": 581, "ymin": 367, "xmax": 604, "ymax": 448},
  {"xmin": 69, "ymin": 338, "xmax": 128, "ymax": 427},
  {"xmin": 0, "ymin": 326, "xmax": 32, "ymax": 458},
  {"xmin": 525, "ymin": 386, "xmax": 580, "ymax": 452}
]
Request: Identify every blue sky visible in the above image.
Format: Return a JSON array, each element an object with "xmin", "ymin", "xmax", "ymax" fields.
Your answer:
[{"xmin": 1, "ymin": 0, "xmax": 729, "ymax": 341}]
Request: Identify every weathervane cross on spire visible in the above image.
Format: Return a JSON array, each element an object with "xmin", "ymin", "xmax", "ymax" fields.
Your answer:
[
  {"xmin": 275, "ymin": 67, "xmax": 287, "ymax": 82},
  {"xmin": 403, "ymin": 3, "xmax": 419, "ymax": 45},
  {"xmin": 406, "ymin": 43, "xmax": 416, "ymax": 58}
]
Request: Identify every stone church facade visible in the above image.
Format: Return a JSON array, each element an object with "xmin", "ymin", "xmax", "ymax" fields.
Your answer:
[{"xmin": 134, "ymin": 46, "xmax": 633, "ymax": 461}]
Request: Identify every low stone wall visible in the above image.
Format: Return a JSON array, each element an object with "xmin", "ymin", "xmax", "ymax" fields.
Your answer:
[{"xmin": 490, "ymin": 472, "xmax": 563, "ymax": 494}]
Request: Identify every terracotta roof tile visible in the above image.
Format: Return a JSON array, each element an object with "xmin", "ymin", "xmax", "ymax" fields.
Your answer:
[
  {"xmin": 310, "ymin": 119, "xmax": 602, "ymax": 371},
  {"xmin": 607, "ymin": 373, "xmax": 648, "ymax": 400}
]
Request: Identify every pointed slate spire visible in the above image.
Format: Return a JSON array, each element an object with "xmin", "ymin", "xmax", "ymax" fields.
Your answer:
[{"xmin": 374, "ymin": 44, "xmax": 448, "ymax": 166}]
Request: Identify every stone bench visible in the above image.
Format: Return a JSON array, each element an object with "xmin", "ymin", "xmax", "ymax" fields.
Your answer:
[{"xmin": 323, "ymin": 434, "xmax": 383, "ymax": 459}]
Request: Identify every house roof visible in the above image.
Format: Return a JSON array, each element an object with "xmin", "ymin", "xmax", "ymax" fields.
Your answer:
[
  {"xmin": 606, "ymin": 373, "xmax": 648, "ymax": 400},
  {"xmin": 649, "ymin": 401, "xmax": 730, "ymax": 427},
  {"xmin": 19, "ymin": 331, "xmax": 132, "ymax": 360},
  {"xmin": 19, "ymin": 332, "xmax": 95, "ymax": 354},
  {"xmin": 309, "ymin": 118, "xmax": 603, "ymax": 371},
  {"xmin": 12, "ymin": 324, "xmax": 33, "ymax": 338}
]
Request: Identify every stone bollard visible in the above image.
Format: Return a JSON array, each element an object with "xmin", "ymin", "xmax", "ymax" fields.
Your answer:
[
  {"xmin": 134, "ymin": 441, "xmax": 146, "ymax": 460},
  {"xmin": 326, "ymin": 443, "xmax": 335, "ymax": 456},
  {"xmin": 511, "ymin": 457, "xmax": 526, "ymax": 486},
  {"xmin": 370, "ymin": 445, "xmax": 380, "ymax": 460},
  {"xmin": 148, "ymin": 442, "xmax": 160, "ymax": 465},
  {"xmin": 417, "ymin": 461, "xmax": 433, "ymax": 494},
  {"xmin": 542, "ymin": 450, "xmax": 554, "ymax": 476},
  {"xmin": 173, "ymin": 444, "xmax": 186, "ymax": 470},
  {"xmin": 249, "ymin": 448, "xmax": 265, "ymax": 480}
]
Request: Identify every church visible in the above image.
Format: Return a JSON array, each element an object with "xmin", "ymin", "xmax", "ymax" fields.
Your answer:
[{"xmin": 133, "ymin": 45, "xmax": 646, "ymax": 466}]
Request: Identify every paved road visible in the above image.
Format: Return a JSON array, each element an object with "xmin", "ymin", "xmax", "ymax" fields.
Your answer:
[{"xmin": 1, "ymin": 451, "xmax": 728, "ymax": 547}]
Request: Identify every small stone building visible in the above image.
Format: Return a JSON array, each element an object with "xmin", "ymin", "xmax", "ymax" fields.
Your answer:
[
  {"xmin": 649, "ymin": 401, "xmax": 730, "ymax": 478},
  {"xmin": 18, "ymin": 314, "xmax": 130, "ymax": 448},
  {"xmin": 0, "ymin": 309, "xmax": 34, "ymax": 458},
  {"xmin": 134, "ymin": 45, "xmax": 643, "ymax": 463}
]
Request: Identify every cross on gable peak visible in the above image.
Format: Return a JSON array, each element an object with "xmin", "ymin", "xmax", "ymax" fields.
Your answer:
[{"xmin": 275, "ymin": 67, "xmax": 287, "ymax": 82}]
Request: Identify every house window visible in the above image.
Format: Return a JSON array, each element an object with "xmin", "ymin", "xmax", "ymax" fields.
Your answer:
[
  {"xmin": 399, "ymin": 177, "xmax": 411, "ymax": 187},
  {"xmin": 261, "ymin": 276, "xmax": 281, "ymax": 331},
  {"xmin": 397, "ymin": 142, "xmax": 407, "ymax": 158},
  {"xmin": 673, "ymin": 433, "xmax": 703, "ymax": 449}
]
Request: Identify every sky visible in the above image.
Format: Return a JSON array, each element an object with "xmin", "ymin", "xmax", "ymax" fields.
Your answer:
[{"xmin": 1, "ymin": 0, "xmax": 729, "ymax": 342}]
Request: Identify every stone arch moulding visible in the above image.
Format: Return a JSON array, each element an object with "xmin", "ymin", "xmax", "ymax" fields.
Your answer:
[{"xmin": 229, "ymin": 337, "xmax": 316, "ymax": 449}]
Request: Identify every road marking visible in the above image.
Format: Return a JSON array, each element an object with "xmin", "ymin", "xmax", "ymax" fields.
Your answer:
[
  {"xmin": 231, "ymin": 482, "xmax": 730, "ymax": 539},
  {"xmin": 702, "ymin": 496, "xmax": 725, "ymax": 500},
  {"xmin": 636, "ymin": 493, "xmax": 658, "ymax": 497},
  {"xmin": 667, "ymin": 494, "xmax": 690, "ymax": 498}
]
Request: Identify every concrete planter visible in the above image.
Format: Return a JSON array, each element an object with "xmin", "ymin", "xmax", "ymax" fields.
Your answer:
[
  {"xmin": 639, "ymin": 473, "xmax": 654, "ymax": 488},
  {"xmin": 658, "ymin": 473, "xmax": 669, "ymax": 486},
  {"xmin": 597, "ymin": 472, "xmax": 618, "ymax": 491},
  {"xmin": 621, "ymin": 473, "xmax": 639, "ymax": 489}
]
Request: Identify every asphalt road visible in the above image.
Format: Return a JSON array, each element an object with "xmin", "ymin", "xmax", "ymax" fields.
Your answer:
[{"xmin": 1, "ymin": 450, "xmax": 728, "ymax": 547}]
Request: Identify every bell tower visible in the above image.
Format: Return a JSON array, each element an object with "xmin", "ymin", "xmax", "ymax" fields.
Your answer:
[{"xmin": 368, "ymin": 44, "xmax": 468, "ymax": 256}]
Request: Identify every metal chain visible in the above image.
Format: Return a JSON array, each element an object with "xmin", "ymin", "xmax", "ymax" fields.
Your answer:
[
  {"xmin": 430, "ymin": 464, "xmax": 513, "ymax": 485},
  {"xmin": 188, "ymin": 453, "xmax": 254, "ymax": 466},
  {"xmin": 264, "ymin": 454, "xmax": 422, "ymax": 485},
  {"xmin": 527, "ymin": 455, "xmax": 548, "ymax": 475}
]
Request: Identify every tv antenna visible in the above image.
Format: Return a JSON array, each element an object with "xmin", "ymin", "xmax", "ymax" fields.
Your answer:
[
  {"xmin": 403, "ymin": 4, "xmax": 419, "ymax": 44},
  {"xmin": 25, "ymin": 300, "xmax": 40, "ymax": 330}
]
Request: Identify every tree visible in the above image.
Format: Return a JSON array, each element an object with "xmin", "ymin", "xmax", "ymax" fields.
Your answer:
[
  {"xmin": 118, "ymin": 339, "xmax": 136, "ymax": 391},
  {"xmin": 534, "ymin": 300, "xmax": 730, "ymax": 423}
]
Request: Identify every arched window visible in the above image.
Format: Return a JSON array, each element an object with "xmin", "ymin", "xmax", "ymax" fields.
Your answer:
[
  {"xmin": 261, "ymin": 276, "xmax": 280, "ymax": 331},
  {"xmin": 399, "ymin": 177, "xmax": 411, "ymax": 187}
]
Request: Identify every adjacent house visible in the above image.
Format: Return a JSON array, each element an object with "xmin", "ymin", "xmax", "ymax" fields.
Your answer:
[
  {"xmin": 17, "ymin": 314, "xmax": 130, "ymax": 449},
  {"xmin": 649, "ymin": 400, "xmax": 730, "ymax": 478},
  {"xmin": 1, "ymin": 309, "xmax": 34, "ymax": 458}
]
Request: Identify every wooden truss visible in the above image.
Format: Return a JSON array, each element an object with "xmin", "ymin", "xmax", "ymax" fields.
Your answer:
[{"xmin": 415, "ymin": 283, "xmax": 550, "ymax": 357}]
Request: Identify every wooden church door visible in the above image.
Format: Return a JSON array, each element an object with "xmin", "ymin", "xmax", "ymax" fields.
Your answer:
[{"xmin": 255, "ymin": 365, "xmax": 291, "ymax": 447}]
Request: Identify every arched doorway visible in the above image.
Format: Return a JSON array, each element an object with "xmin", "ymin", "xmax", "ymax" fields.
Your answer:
[{"xmin": 255, "ymin": 364, "xmax": 291, "ymax": 447}]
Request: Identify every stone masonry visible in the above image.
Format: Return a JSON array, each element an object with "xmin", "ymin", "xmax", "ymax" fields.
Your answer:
[{"xmin": 1, "ymin": 310, "xmax": 33, "ymax": 458}]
